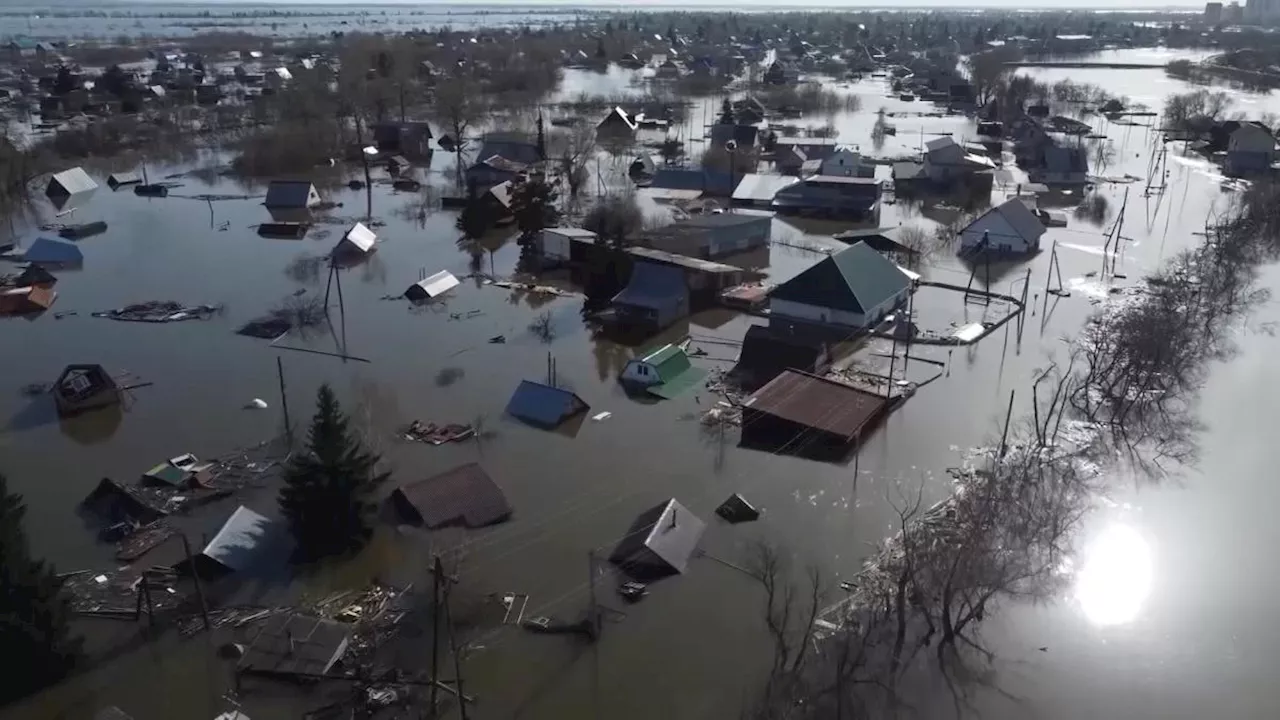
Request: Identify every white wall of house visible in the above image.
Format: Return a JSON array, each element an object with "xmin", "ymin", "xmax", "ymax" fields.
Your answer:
[
  {"xmin": 770, "ymin": 291, "xmax": 908, "ymax": 330},
  {"xmin": 620, "ymin": 359, "xmax": 659, "ymax": 385},
  {"xmin": 960, "ymin": 212, "xmax": 1037, "ymax": 253}
]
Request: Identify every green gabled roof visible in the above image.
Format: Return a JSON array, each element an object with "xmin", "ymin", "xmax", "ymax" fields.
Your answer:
[
  {"xmin": 639, "ymin": 344, "xmax": 707, "ymax": 399},
  {"xmin": 769, "ymin": 241, "xmax": 911, "ymax": 313}
]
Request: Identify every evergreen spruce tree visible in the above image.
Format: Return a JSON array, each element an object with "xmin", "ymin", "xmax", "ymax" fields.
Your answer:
[
  {"xmin": 718, "ymin": 98, "xmax": 736, "ymax": 126},
  {"xmin": 0, "ymin": 473, "xmax": 82, "ymax": 704},
  {"xmin": 278, "ymin": 385, "xmax": 389, "ymax": 562}
]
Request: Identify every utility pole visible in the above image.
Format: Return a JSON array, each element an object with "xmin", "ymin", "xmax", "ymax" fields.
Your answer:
[
  {"xmin": 443, "ymin": 581, "xmax": 469, "ymax": 720},
  {"xmin": 998, "ymin": 389, "xmax": 1015, "ymax": 459},
  {"xmin": 429, "ymin": 554, "xmax": 443, "ymax": 716},
  {"xmin": 277, "ymin": 357, "xmax": 292, "ymax": 447},
  {"xmin": 177, "ymin": 532, "xmax": 210, "ymax": 632}
]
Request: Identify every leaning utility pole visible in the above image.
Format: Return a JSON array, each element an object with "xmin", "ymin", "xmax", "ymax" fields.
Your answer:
[{"xmin": 429, "ymin": 555, "xmax": 444, "ymax": 716}]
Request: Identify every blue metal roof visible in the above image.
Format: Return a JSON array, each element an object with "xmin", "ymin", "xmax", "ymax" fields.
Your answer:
[
  {"xmin": 24, "ymin": 237, "xmax": 84, "ymax": 266},
  {"xmin": 506, "ymin": 380, "xmax": 587, "ymax": 429},
  {"xmin": 612, "ymin": 262, "xmax": 686, "ymax": 311}
]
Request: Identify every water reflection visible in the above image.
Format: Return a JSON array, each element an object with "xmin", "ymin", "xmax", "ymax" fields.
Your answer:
[{"xmin": 1074, "ymin": 523, "xmax": 1154, "ymax": 627}]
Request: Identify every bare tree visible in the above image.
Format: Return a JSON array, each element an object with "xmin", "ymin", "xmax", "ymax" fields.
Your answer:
[
  {"xmin": 549, "ymin": 123, "xmax": 596, "ymax": 200},
  {"xmin": 431, "ymin": 77, "xmax": 486, "ymax": 190}
]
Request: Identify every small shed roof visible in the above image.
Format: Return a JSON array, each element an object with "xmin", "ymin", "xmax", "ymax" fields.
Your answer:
[
  {"xmin": 23, "ymin": 237, "xmax": 84, "ymax": 266},
  {"xmin": 338, "ymin": 222, "xmax": 376, "ymax": 254},
  {"xmin": 47, "ymin": 167, "xmax": 98, "ymax": 197},
  {"xmin": 239, "ymin": 613, "xmax": 350, "ymax": 677},
  {"xmin": 599, "ymin": 106, "xmax": 638, "ymax": 131},
  {"xmin": 609, "ymin": 499, "xmax": 705, "ymax": 575},
  {"xmin": 406, "ymin": 270, "xmax": 459, "ymax": 300},
  {"xmin": 744, "ymin": 370, "xmax": 887, "ymax": 440},
  {"xmin": 506, "ymin": 380, "xmax": 588, "ymax": 429},
  {"xmin": 264, "ymin": 180, "xmax": 319, "ymax": 209},
  {"xmin": 716, "ymin": 493, "xmax": 760, "ymax": 523},
  {"xmin": 637, "ymin": 344, "xmax": 707, "ymax": 399},
  {"xmin": 393, "ymin": 463, "xmax": 511, "ymax": 528},
  {"xmin": 107, "ymin": 171, "xmax": 142, "ymax": 188}
]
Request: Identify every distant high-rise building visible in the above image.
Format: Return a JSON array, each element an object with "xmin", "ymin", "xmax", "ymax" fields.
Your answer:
[
  {"xmin": 1206, "ymin": 2, "xmax": 1224, "ymax": 22},
  {"xmin": 1245, "ymin": 0, "xmax": 1279, "ymax": 21},
  {"xmin": 1226, "ymin": 1, "xmax": 1245, "ymax": 23}
]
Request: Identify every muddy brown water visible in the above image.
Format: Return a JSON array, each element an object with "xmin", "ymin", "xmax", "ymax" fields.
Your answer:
[{"xmin": 4, "ymin": 49, "xmax": 1280, "ymax": 719}]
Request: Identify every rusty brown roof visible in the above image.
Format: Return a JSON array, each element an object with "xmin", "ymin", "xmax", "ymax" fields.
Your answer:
[
  {"xmin": 743, "ymin": 370, "xmax": 887, "ymax": 439},
  {"xmin": 393, "ymin": 463, "xmax": 511, "ymax": 529}
]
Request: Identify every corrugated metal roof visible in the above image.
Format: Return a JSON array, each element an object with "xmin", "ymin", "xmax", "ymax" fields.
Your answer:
[
  {"xmin": 393, "ymin": 463, "xmax": 511, "ymax": 528},
  {"xmin": 743, "ymin": 370, "xmax": 887, "ymax": 439},
  {"xmin": 407, "ymin": 270, "xmax": 459, "ymax": 300},
  {"xmin": 732, "ymin": 173, "xmax": 799, "ymax": 202},
  {"xmin": 964, "ymin": 197, "xmax": 1046, "ymax": 244},
  {"xmin": 201, "ymin": 506, "xmax": 277, "ymax": 573},
  {"xmin": 609, "ymin": 499, "xmax": 705, "ymax": 574},
  {"xmin": 239, "ymin": 613, "xmax": 350, "ymax": 677},
  {"xmin": 769, "ymin": 241, "xmax": 910, "ymax": 314},
  {"xmin": 505, "ymin": 380, "xmax": 588, "ymax": 429}
]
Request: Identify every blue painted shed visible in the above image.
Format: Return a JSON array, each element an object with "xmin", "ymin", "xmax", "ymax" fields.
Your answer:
[{"xmin": 505, "ymin": 380, "xmax": 589, "ymax": 429}]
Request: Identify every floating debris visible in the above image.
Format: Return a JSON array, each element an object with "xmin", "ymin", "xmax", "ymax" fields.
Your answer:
[
  {"xmin": 487, "ymin": 279, "xmax": 576, "ymax": 297},
  {"xmin": 92, "ymin": 301, "xmax": 221, "ymax": 323},
  {"xmin": 401, "ymin": 420, "xmax": 475, "ymax": 445}
]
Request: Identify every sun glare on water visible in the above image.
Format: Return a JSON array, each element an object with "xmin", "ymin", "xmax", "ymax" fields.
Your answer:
[{"xmin": 1074, "ymin": 523, "xmax": 1154, "ymax": 627}]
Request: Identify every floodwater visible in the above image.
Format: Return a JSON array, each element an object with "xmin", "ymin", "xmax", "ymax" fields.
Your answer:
[{"xmin": 3, "ymin": 48, "xmax": 1280, "ymax": 719}]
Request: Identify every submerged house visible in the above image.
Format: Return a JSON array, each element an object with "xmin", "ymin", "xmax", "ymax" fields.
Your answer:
[
  {"xmin": 597, "ymin": 106, "xmax": 638, "ymax": 136},
  {"xmin": 371, "ymin": 121, "xmax": 433, "ymax": 158},
  {"xmin": 609, "ymin": 498, "xmax": 705, "ymax": 577},
  {"xmin": 923, "ymin": 136, "xmax": 995, "ymax": 184},
  {"xmin": 404, "ymin": 270, "xmax": 459, "ymax": 302},
  {"xmin": 391, "ymin": 463, "xmax": 511, "ymax": 528},
  {"xmin": 54, "ymin": 364, "xmax": 122, "ymax": 416},
  {"xmin": 768, "ymin": 241, "xmax": 913, "ymax": 332},
  {"xmin": 264, "ymin": 180, "xmax": 322, "ymax": 209},
  {"xmin": 465, "ymin": 155, "xmax": 527, "ymax": 191},
  {"xmin": 534, "ymin": 227, "xmax": 598, "ymax": 267},
  {"xmin": 475, "ymin": 134, "xmax": 542, "ymax": 167},
  {"xmin": 21, "ymin": 237, "xmax": 83, "ymax": 267},
  {"xmin": 1030, "ymin": 145, "xmax": 1088, "ymax": 186},
  {"xmin": 505, "ymin": 380, "xmax": 589, "ymax": 430},
  {"xmin": 741, "ymin": 370, "xmax": 889, "ymax": 460},
  {"xmin": 731, "ymin": 325, "xmax": 830, "ymax": 391},
  {"xmin": 176, "ymin": 505, "xmax": 289, "ymax": 578},
  {"xmin": 619, "ymin": 344, "xmax": 707, "ymax": 398},
  {"xmin": 611, "ymin": 261, "xmax": 690, "ymax": 332},
  {"xmin": 638, "ymin": 213, "xmax": 772, "ymax": 259},
  {"xmin": 1225, "ymin": 122, "xmax": 1277, "ymax": 176},
  {"xmin": 819, "ymin": 148, "xmax": 876, "ymax": 179},
  {"xmin": 772, "ymin": 176, "xmax": 881, "ymax": 220},
  {"xmin": 46, "ymin": 167, "xmax": 98, "ymax": 207},
  {"xmin": 239, "ymin": 614, "xmax": 351, "ymax": 679},
  {"xmin": 334, "ymin": 222, "xmax": 377, "ymax": 257},
  {"xmin": 958, "ymin": 197, "xmax": 1046, "ymax": 255}
]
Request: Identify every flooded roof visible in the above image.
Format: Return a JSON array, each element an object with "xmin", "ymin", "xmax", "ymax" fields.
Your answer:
[
  {"xmin": 506, "ymin": 380, "xmax": 588, "ymax": 429},
  {"xmin": 733, "ymin": 325, "xmax": 827, "ymax": 389},
  {"xmin": 264, "ymin": 180, "xmax": 319, "ymax": 209},
  {"xmin": 392, "ymin": 463, "xmax": 511, "ymax": 528},
  {"xmin": 626, "ymin": 246, "xmax": 743, "ymax": 274},
  {"xmin": 609, "ymin": 498, "xmax": 705, "ymax": 575},
  {"xmin": 964, "ymin": 197, "xmax": 1046, "ymax": 243},
  {"xmin": 22, "ymin": 237, "xmax": 84, "ymax": 266},
  {"xmin": 339, "ymin": 222, "xmax": 377, "ymax": 253},
  {"xmin": 239, "ymin": 613, "xmax": 350, "ymax": 678},
  {"xmin": 743, "ymin": 370, "xmax": 888, "ymax": 440},
  {"xmin": 732, "ymin": 173, "xmax": 799, "ymax": 202},
  {"xmin": 613, "ymin": 261, "xmax": 687, "ymax": 311},
  {"xmin": 47, "ymin": 167, "xmax": 98, "ymax": 197},
  {"xmin": 199, "ymin": 505, "xmax": 281, "ymax": 573},
  {"xmin": 406, "ymin": 270, "xmax": 459, "ymax": 300}
]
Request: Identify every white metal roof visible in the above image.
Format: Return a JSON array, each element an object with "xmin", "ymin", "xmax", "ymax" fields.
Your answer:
[
  {"xmin": 48, "ymin": 167, "xmax": 98, "ymax": 196},
  {"xmin": 340, "ymin": 222, "xmax": 377, "ymax": 253},
  {"xmin": 202, "ymin": 506, "xmax": 275, "ymax": 573},
  {"xmin": 732, "ymin": 173, "xmax": 799, "ymax": 202},
  {"xmin": 412, "ymin": 270, "xmax": 460, "ymax": 299}
]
